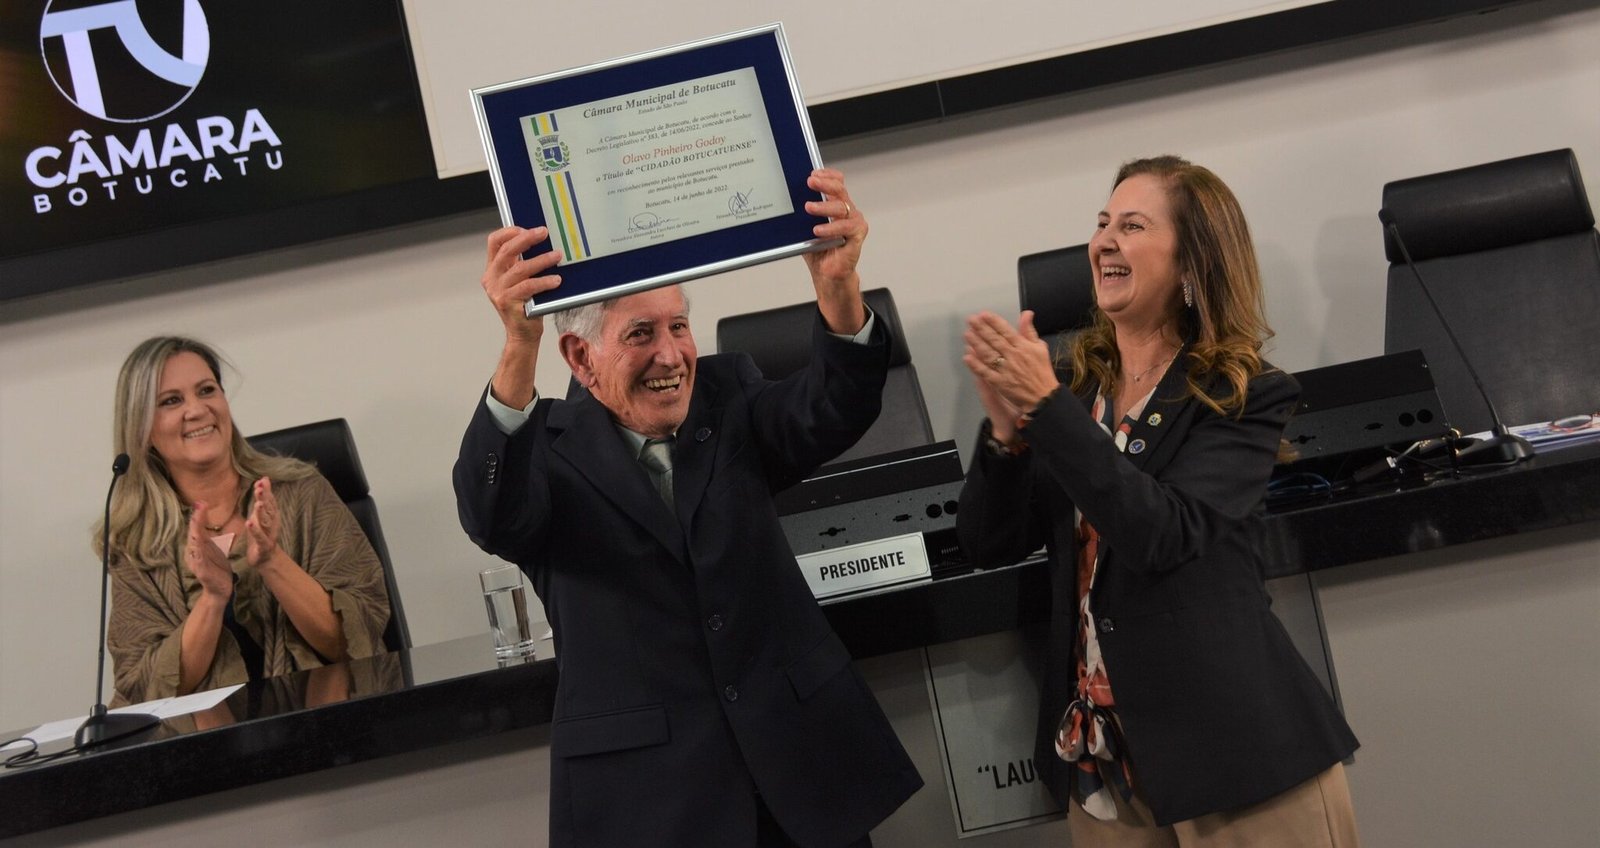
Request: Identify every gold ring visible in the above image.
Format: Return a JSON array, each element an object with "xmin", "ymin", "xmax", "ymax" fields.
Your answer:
[
  {"xmin": 843, "ymin": 202, "xmax": 853, "ymax": 218},
  {"xmin": 991, "ymin": 356, "xmax": 1005, "ymax": 369}
]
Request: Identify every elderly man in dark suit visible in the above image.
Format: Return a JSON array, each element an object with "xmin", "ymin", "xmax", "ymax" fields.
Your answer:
[{"xmin": 454, "ymin": 169, "xmax": 921, "ymax": 848}]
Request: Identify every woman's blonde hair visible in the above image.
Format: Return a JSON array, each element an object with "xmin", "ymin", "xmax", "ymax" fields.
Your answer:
[
  {"xmin": 1065, "ymin": 156, "xmax": 1275, "ymax": 416},
  {"xmin": 95, "ymin": 337, "xmax": 314, "ymax": 567}
]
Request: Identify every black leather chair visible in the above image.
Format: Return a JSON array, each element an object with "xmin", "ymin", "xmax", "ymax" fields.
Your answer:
[
  {"xmin": 715, "ymin": 287, "xmax": 934, "ymax": 462},
  {"xmin": 246, "ymin": 418, "xmax": 410, "ymax": 652},
  {"xmin": 1018, "ymin": 242, "xmax": 1097, "ymax": 356},
  {"xmin": 1382, "ymin": 148, "xmax": 1600, "ymax": 436}
]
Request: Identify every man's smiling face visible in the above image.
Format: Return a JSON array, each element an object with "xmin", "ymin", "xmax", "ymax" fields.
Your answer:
[{"xmin": 574, "ymin": 286, "xmax": 697, "ymax": 439}]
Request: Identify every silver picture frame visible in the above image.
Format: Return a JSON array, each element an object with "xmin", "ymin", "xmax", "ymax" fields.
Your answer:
[{"xmin": 470, "ymin": 23, "xmax": 838, "ymax": 317}]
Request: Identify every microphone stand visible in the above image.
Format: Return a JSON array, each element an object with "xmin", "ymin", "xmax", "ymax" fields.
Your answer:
[
  {"xmin": 1379, "ymin": 209, "xmax": 1534, "ymax": 467},
  {"xmin": 75, "ymin": 454, "xmax": 160, "ymax": 749}
]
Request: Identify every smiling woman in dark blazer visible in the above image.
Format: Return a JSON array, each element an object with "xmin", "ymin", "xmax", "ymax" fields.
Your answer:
[{"xmin": 958, "ymin": 156, "xmax": 1359, "ymax": 846}]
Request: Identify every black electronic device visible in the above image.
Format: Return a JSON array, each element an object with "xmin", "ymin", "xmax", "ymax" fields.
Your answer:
[
  {"xmin": 76, "ymin": 454, "xmax": 159, "ymax": 749},
  {"xmin": 776, "ymin": 441, "xmax": 966, "ymax": 572},
  {"xmin": 1379, "ymin": 208, "xmax": 1535, "ymax": 465},
  {"xmin": 1279, "ymin": 349, "xmax": 1451, "ymax": 470}
]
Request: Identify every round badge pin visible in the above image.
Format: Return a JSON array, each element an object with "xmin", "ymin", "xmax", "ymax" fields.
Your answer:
[
  {"xmin": 1147, "ymin": 413, "xmax": 1162, "ymax": 427},
  {"xmin": 1128, "ymin": 438, "xmax": 1147, "ymax": 454}
]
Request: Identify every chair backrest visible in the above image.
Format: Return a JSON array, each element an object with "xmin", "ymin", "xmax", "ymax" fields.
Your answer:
[
  {"xmin": 1018, "ymin": 243, "xmax": 1097, "ymax": 361},
  {"xmin": 246, "ymin": 418, "xmax": 410, "ymax": 652},
  {"xmin": 715, "ymin": 287, "xmax": 934, "ymax": 462},
  {"xmin": 1382, "ymin": 148, "xmax": 1600, "ymax": 435}
]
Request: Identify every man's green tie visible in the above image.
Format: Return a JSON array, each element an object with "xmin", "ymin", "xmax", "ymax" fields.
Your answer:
[{"xmin": 638, "ymin": 438, "xmax": 675, "ymax": 511}]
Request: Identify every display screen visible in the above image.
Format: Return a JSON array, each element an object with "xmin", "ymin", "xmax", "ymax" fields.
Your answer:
[{"xmin": 0, "ymin": 0, "xmax": 438, "ymax": 295}]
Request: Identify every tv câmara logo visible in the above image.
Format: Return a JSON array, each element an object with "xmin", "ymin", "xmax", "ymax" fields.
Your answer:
[{"xmin": 39, "ymin": 0, "xmax": 211, "ymax": 124}]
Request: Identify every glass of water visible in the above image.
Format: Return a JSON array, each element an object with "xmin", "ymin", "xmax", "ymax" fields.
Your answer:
[{"xmin": 479, "ymin": 563, "xmax": 536, "ymax": 658}]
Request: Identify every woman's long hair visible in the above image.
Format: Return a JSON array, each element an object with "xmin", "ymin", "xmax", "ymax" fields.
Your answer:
[
  {"xmin": 1065, "ymin": 156, "xmax": 1275, "ymax": 416},
  {"xmin": 94, "ymin": 337, "xmax": 315, "ymax": 567}
]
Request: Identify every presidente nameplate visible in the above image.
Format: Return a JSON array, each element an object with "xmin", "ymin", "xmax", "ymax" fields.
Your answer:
[{"xmin": 796, "ymin": 531, "xmax": 931, "ymax": 600}]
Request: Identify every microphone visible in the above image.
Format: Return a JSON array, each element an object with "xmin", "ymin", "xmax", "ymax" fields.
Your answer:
[
  {"xmin": 75, "ymin": 453, "xmax": 160, "ymax": 749},
  {"xmin": 1378, "ymin": 208, "xmax": 1534, "ymax": 467}
]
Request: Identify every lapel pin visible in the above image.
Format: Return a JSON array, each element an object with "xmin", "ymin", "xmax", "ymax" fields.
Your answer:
[
  {"xmin": 695, "ymin": 427, "xmax": 712, "ymax": 442},
  {"xmin": 1128, "ymin": 438, "xmax": 1147, "ymax": 455},
  {"xmin": 1146, "ymin": 413, "xmax": 1162, "ymax": 427}
]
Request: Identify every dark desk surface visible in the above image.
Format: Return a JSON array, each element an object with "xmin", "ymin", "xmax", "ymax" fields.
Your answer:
[
  {"xmin": 5, "ymin": 440, "xmax": 1597, "ymax": 838},
  {"xmin": 1, "ymin": 635, "xmax": 556, "ymax": 839},
  {"xmin": 828, "ymin": 440, "xmax": 1600, "ymax": 653},
  {"xmin": 1258, "ymin": 439, "xmax": 1600, "ymax": 578}
]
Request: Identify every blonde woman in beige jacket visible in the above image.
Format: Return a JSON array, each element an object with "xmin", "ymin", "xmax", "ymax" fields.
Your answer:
[{"xmin": 97, "ymin": 336, "xmax": 389, "ymax": 705}]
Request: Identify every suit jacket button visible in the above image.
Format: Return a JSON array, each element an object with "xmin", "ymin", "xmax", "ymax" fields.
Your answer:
[
  {"xmin": 695, "ymin": 427, "xmax": 712, "ymax": 442},
  {"xmin": 723, "ymin": 684, "xmax": 739, "ymax": 702},
  {"xmin": 706, "ymin": 614, "xmax": 724, "ymax": 631},
  {"xmin": 1099, "ymin": 617, "xmax": 1114, "ymax": 633}
]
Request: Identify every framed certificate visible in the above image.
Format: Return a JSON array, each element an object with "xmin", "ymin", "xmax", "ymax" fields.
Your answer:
[{"xmin": 471, "ymin": 24, "xmax": 838, "ymax": 317}]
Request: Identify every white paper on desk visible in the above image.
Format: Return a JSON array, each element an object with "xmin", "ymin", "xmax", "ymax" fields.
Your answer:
[
  {"xmin": 3, "ymin": 684, "xmax": 242, "ymax": 749},
  {"xmin": 1468, "ymin": 412, "xmax": 1600, "ymax": 449},
  {"xmin": 147, "ymin": 684, "xmax": 240, "ymax": 718}
]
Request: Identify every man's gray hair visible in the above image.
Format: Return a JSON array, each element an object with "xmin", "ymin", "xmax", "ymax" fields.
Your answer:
[
  {"xmin": 551, "ymin": 301, "xmax": 607, "ymax": 342},
  {"xmin": 550, "ymin": 288, "xmax": 691, "ymax": 342}
]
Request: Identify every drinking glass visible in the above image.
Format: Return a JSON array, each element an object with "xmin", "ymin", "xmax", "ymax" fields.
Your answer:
[{"xmin": 479, "ymin": 563, "xmax": 536, "ymax": 658}]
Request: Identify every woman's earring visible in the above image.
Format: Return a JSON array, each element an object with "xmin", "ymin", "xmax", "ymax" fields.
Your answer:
[{"xmin": 1182, "ymin": 279, "xmax": 1194, "ymax": 308}]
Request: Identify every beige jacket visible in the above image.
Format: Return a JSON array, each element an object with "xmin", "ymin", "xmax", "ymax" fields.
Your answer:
[{"xmin": 107, "ymin": 474, "xmax": 390, "ymax": 705}]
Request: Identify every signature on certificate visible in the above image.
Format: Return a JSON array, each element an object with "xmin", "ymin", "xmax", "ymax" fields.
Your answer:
[
  {"xmin": 728, "ymin": 188, "xmax": 756, "ymax": 215},
  {"xmin": 629, "ymin": 212, "xmax": 676, "ymax": 232}
]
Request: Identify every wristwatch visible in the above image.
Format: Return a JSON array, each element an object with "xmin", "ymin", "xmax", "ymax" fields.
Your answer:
[{"xmin": 983, "ymin": 421, "xmax": 1027, "ymax": 457}]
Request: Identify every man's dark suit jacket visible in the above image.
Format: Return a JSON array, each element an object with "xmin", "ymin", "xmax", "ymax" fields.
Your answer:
[
  {"xmin": 455, "ymin": 315, "xmax": 922, "ymax": 848},
  {"xmin": 958, "ymin": 351, "xmax": 1358, "ymax": 826}
]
